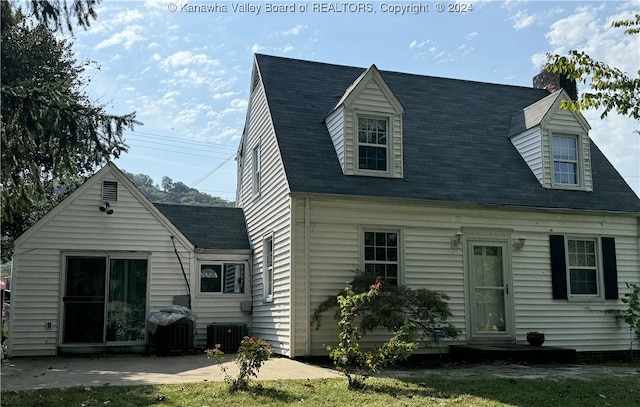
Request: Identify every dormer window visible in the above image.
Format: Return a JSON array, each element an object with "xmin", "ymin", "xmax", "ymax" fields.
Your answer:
[
  {"xmin": 552, "ymin": 135, "xmax": 579, "ymax": 185},
  {"xmin": 509, "ymin": 89, "xmax": 592, "ymax": 192},
  {"xmin": 325, "ymin": 64, "xmax": 404, "ymax": 179},
  {"xmin": 358, "ymin": 116, "xmax": 388, "ymax": 172}
]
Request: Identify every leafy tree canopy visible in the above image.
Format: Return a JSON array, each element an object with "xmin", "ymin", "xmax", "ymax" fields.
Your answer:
[
  {"xmin": 545, "ymin": 14, "xmax": 640, "ymax": 121},
  {"xmin": 1, "ymin": 1, "xmax": 139, "ymax": 259},
  {"xmin": 123, "ymin": 171, "xmax": 235, "ymax": 207}
]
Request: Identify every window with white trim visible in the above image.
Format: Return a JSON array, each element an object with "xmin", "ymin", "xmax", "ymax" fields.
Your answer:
[
  {"xmin": 357, "ymin": 117, "xmax": 388, "ymax": 172},
  {"xmin": 363, "ymin": 230, "xmax": 399, "ymax": 285},
  {"xmin": 252, "ymin": 145, "xmax": 261, "ymax": 196},
  {"xmin": 567, "ymin": 238, "xmax": 598, "ymax": 295},
  {"xmin": 549, "ymin": 235, "xmax": 618, "ymax": 301},
  {"xmin": 263, "ymin": 235, "xmax": 274, "ymax": 300},
  {"xmin": 200, "ymin": 263, "xmax": 245, "ymax": 294},
  {"xmin": 552, "ymin": 135, "xmax": 579, "ymax": 185}
]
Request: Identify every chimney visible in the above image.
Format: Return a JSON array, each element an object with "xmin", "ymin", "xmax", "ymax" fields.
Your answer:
[{"xmin": 533, "ymin": 70, "xmax": 578, "ymax": 101}]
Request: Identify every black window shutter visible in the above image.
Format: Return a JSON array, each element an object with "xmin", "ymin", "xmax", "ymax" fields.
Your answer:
[
  {"xmin": 602, "ymin": 237, "xmax": 618, "ymax": 300},
  {"xmin": 549, "ymin": 235, "xmax": 568, "ymax": 299}
]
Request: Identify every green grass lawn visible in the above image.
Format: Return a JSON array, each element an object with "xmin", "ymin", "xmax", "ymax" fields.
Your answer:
[{"xmin": 2, "ymin": 376, "xmax": 639, "ymax": 407}]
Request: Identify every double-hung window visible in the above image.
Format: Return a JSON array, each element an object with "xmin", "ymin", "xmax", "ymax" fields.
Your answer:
[
  {"xmin": 363, "ymin": 230, "xmax": 399, "ymax": 285},
  {"xmin": 358, "ymin": 117, "xmax": 388, "ymax": 172},
  {"xmin": 264, "ymin": 235, "xmax": 274, "ymax": 300},
  {"xmin": 200, "ymin": 263, "xmax": 245, "ymax": 294},
  {"xmin": 567, "ymin": 238, "xmax": 598, "ymax": 295},
  {"xmin": 552, "ymin": 135, "xmax": 578, "ymax": 185},
  {"xmin": 549, "ymin": 235, "xmax": 618, "ymax": 300}
]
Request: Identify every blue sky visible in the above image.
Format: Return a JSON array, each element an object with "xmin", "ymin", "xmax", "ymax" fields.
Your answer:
[{"xmin": 71, "ymin": 0, "xmax": 640, "ymax": 200}]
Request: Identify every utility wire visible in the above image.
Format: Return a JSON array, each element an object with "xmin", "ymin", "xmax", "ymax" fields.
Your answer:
[{"xmin": 190, "ymin": 155, "xmax": 235, "ymax": 188}]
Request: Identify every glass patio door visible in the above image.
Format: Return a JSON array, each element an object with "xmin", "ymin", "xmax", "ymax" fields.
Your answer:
[
  {"xmin": 63, "ymin": 257, "xmax": 107, "ymax": 343},
  {"xmin": 106, "ymin": 259, "xmax": 148, "ymax": 342},
  {"xmin": 63, "ymin": 256, "xmax": 148, "ymax": 344},
  {"xmin": 468, "ymin": 242, "xmax": 513, "ymax": 340}
]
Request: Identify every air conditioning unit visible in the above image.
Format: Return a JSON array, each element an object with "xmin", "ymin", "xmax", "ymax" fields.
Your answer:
[
  {"xmin": 207, "ymin": 324, "xmax": 248, "ymax": 352},
  {"xmin": 151, "ymin": 319, "xmax": 194, "ymax": 353}
]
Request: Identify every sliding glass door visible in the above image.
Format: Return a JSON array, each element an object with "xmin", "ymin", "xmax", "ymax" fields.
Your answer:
[{"xmin": 63, "ymin": 255, "xmax": 148, "ymax": 345}]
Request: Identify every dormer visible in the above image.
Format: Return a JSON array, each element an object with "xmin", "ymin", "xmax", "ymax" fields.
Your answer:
[
  {"xmin": 510, "ymin": 89, "xmax": 592, "ymax": 191},
  {"xmin": 325, "ymin": 64, "xmax": 404, "ymax": 178}
]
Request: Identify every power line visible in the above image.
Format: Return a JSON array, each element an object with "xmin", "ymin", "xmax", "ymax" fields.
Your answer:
[
  {"xmin": 124, "ymin": 130, "xmax": 239, "ymax": 151},
  {"xmin": 190, "ymin": 155, "xmax": 235, "ymax": 188},
  {"xmin": 125, "ymin": 142, "xmax": 229, "ymax": 160}
]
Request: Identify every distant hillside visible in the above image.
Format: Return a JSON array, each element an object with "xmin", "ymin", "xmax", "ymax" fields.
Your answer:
[{"xmin": 123, "ymin": 170, "xmax": 234, "ymax": 207}]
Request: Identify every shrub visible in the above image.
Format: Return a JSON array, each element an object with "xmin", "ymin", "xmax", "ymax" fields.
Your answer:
[
  {"xmin": 605, "ymin": 282, "xmax": 640, "ymax": 356},
  {"xmin": 313, "ymin": 272, "xmax": 458, "ymax": 346},
  {"xmin": 206, "ymin": 336, "xmax": 273, "ymax": 391}
]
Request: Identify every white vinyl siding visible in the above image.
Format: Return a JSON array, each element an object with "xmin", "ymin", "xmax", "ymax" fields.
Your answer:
[
  {"xmin": 237, "ymin": 74, "xmax": 293, "ymax": 356},
  {"xmin": 9, "ymin": 168, "xmax": 251, "ymax": 357},
  {"xmin": 10, "ymin": 172, "xmax": 190, "ymax": 356},
  {"xmin": 325, "ymin": 107, "xmax": 345, "ymax": 171},
  {"xmin": 347, "ymin": 81, "xmax": 402, "ymax": 178},
  {"xmin": 291, "ymin": 195, "xmax": 639, "ymax": 356},
  {"xmin": 510, "ymin": 127, "xmax": 543, "ymax": 184},
  {"xmin": 541, "ymin": 108, "xmax": 592, "ymax": 191},
  {"xmin": 328, "ymin": 67, "xmax": 403, "ymax": 178}
]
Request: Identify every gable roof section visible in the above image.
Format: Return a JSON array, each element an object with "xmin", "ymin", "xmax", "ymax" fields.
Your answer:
[
  {"xmin": 255, "ymin": 54, "xmax": 640, "ymax": 213},
  {"xmin": 509, "ymin": 90, "xmax": 590, "ymax": 137},
  {"xmin": 154, "ymin": 204, "xmax": 250, "ymax": 251},
  {"xmin": 14, "ymin": 162, "xmax": 194, "ymax": 250},
  {"xmin": 332, "ymin": 64, "xmax": 404, "ymax": 113}
]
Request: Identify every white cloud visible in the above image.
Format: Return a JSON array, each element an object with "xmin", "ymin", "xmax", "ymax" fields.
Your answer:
[
  {"xmin": 283, "ymin": 25, "xmax": 307, "ymax": 35},
  {"xmin": 409, "ymin": 40, "xmax": 430, "ymax": 49},
  {"xmin": 530, "ymin": 52, "xmax": 547, "ymax": 69},
  {"xmin": 96, "ymin": 25, "xmax": 145, "ymax": 49},
  {"xmin": 251, "ymin": 43, "xmax": 265, "ymax": 53},
  {"xmin": 114, "ymin": 9, "xmax": 143, "ymax": 24},
  {"xmin": 230, "ymin": 99, "xmax": 248, "ymax": 109},
  {"xmin": 213, "ymin": 92, "xmax": 236, "ymax": 99},
  {"xmin": 510, "ymin": 10, "xmax": 537, "ymax": 30},
  {"xmin": 147, "ymin": 42, "xmax": 160, "ymax": 49},
  {"xmin": 282, "ymin": 44, "xmax": 293, "ymax": 53},
  {"xmin": 466, "ymin": 32, "xmax": 479, "ymax": 40},
  {"xmin": 160, "ymin": 51, "xmax": 220, "ymax": 69}
]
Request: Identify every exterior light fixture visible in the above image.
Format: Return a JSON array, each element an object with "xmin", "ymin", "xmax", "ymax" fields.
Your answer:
[
  {"xmin": 451, "ymin": 230, "xmax": 463, "ymax": 249},
  {"xmin": 512, "ymin": 236, "xmax": 526, "ymax": 251},
  {"xmin": 99, "ymin": 202, "xmax": 114, "ymax": 215}
]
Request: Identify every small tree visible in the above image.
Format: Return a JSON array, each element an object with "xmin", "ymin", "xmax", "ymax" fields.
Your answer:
[
  {"xmin": 327, "ymin": 279, "xmax": 415, "ymax": 390},
  {"xmin": 318, "ymin": 274, "xmax": 457, "ymax": 390}
]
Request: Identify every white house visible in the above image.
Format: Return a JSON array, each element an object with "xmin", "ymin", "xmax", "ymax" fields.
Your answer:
[
  {"xmin": 235, "ymin": 54, "xmax": 640, "ymax": 358},
  {"xmin": 9, "ymin": 55, "xmax": 640, "ymax": 359}
]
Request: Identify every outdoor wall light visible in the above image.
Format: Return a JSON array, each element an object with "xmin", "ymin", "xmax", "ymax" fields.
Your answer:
[
  {"xmin": 99, "ymin": 202, "xmax": 114, "ymax": 215},
  {"xmin": 512, "ymin": 236, "xmax": 526, "ymax": 251},
  {"xmin": 451, "ymin": 230, "xmax": 463, "ymax": 249}
]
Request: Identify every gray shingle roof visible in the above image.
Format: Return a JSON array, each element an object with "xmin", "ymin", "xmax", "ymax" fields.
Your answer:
[
  {"xmin": 154, "ymin": 204, "xmax": 250, "ymax": 250},
  {"xmin": 256, "ymin": 54, "xmax": 640, "ymax": 213},
  {"xmin": 509, "ymin": 90, "xmax": 562, "ymax": 137}
]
